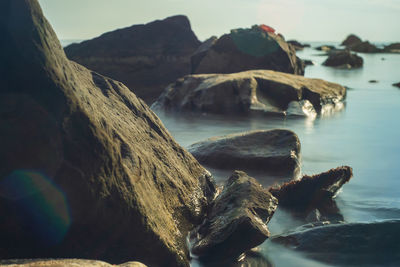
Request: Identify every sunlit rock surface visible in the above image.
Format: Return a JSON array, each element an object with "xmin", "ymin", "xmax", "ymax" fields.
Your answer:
[
  {"xmin": 0, "ymin": 1, "xmax": 215, "ymax": 266},
  {"xmin": 0, "ymin": 259, "xmax": 147, "ymax": 267}
]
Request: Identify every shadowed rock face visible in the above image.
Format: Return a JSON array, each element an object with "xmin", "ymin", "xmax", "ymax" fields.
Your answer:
[
  {"xmin": 323, "ymin": 50, "xmax": 363, "ymax": 69},
  {"xmin": 349, "ymin": 41, "xmax": 380, "ymax": 53},
  {"xmin": 341, "ymin": 34, "xmax": 362, "ymax": 47},
  {"xmin": 272, "ymin": 220, "xmax": 400, "ymax": 266},
  {"xmin": 393, "ymin": 82, "xmax": 400, "ymax": 88},
  {"xmin": 0, "ymin": 259, "xmax": 147, "ymax": 267},
  {"xmin": 152, "ymin": 70, "xmax": 346, "ymax": 115},
  {"xmin": 190, "ymin": 171, "xmax": 278, "ymax": 261},
  {"xmin": 384, "ymin": 43, "xmax": 400, "ymax": 53},
  {"xmin": 0, "ymin": 1, "xmax": 215, "ymax": 266},
  {"xmin": 188, "ymin": 130, "xmax": 301, "ymax": 176},
  {"xmin": 191, "ymin": 26, "xmax": 304, "ymax": 75},
  {"xmin": 64, "ymin": 15, "xmax": 201, "ymax": 104}
]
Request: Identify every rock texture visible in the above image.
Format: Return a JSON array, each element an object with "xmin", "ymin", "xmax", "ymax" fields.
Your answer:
[
  {"xmin": 188, "ymin": 130, "xmax": 301, "ymax": 176},
  {"xmin": 0, "ymin": 1, "xmax": 215, "ymax": 266},
  {"xmin": 272, "ymin": 220, "xmax": 400, "ymax": 266},
  {"xmin": 341, "ymin": 34, "xmax": 362, "ymax": 47},
  {"xmin": 191, "ymin": 25, "xmax": 304, "ymax": 75},
  {"xmin": 152, "ymin": 70, "xmax": 346, "ymax": 115},
  {"xmin": 323, "ymin": 50, "xmax": 363, "ymax": 68},
  {"xmin": 190, "ymin": 171, "xmax": 278, "ymax": 260},
  {"xmin": 0, "ymin": 259, "xmax": 147, "ymax": 267},
  {"xmin": 64, "ymin": 15, "xmax": 201, "ymax": 104}
]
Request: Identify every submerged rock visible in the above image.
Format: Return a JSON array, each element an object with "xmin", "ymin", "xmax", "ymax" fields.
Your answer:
[
  {"xmin": 64, "ymin": 15, "xmax": 201, "ymax": 104},
  {"xmin": 152, "ymin": 70, "xmax": 346, "ymax": 115},
  {"xmin": 315, "ymin": 45, "xmax": 335, "ymax": 52},
  {"xmin": 188, "ymin": 130, "xmax": 301, "ymax": 176},
  {"xmin": 323, "ymin": 50, "xmax": 363, "ymax": 68},
  {"xmin": 341, "ymin": 34, "xmax": 362, "ymax": 47},
  {"xmin": 0, "ymin": 1, "xmax": 215, "ymax": 266},
  {"xmin": 272, "ymin": 220, "xmax": 400, "ymax": 266},
  {"xmin": 269, "ymin": 166, "xmax": 353, "ymax": 214},
  {"xmin": 0, "ymin": 259, "xmax": 147, "ymax": 267},
  {"xmin": 190, "ymin": 171, "xmax": 278, "ymax": 261},
  {"xmin": 191, "ymin": 25, "xmax": 304, "ymax": 75}
]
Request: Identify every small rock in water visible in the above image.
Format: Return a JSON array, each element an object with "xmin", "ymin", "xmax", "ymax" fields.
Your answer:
[
  {"xmin": 392, "ymin": 82, "xmax": 400, "ymax": 88},
  {"xmin": 369, "ymin": 80, "xmax": 378, "ymax": 83},
  {"xmin": 323, "ymin": 50, "xmax": 363, "ymax": 68}
]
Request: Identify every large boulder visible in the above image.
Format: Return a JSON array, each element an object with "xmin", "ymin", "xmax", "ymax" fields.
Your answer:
[
  {"xmin": 323, "ymin": 50, "xmax": 363, "ymax": 68},
  {"xmin": 188, "ymin": 130, "xmax": 301, "ymax": 176},
  {"xmin": 190, "ymin": 171, "xmax": 278, "ymax": 261},
  {"xmin": 340, "ymin": 34, "xmax": 362, "ymax": 46},
  {"xmin": 191, "ymin": 25, "xmax": 305, "ymax": 75},
  {"xmin": 64, "ymin": 15, "xmax": 201, "ymax": 104},
  {"xmin": 0, "ymin": 1, "xmax": 215, "ymax": 266},
  {"xmin": 152, "ymin": 70, "xmax": 346, "ymax": 115},
  {"xmin": 272, "ymin": 220, "xmax": 400, "ymax": 266}
]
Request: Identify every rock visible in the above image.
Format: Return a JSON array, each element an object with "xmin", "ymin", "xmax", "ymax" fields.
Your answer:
[
  {"xmin": 315, "ymin": 45, "xmax": 335, "ymax": 52},
  {"xmin": 272, "ymin": 220, "xmax": 400, "ymax": 266},
  {"xmin": 268, "ymin": 166, "xmax": 353, "ymax": 213},
  {"xmin": 287, "ymin": 40, "xmax": 310, "ymax": 51},
  {"xmin": 152, "ymin": 70, "xmax": 346, "ymax": 115},
  {"xmin": 190, "ymin": 171, "xmax": 278, "ymax": 260},
  {"xmin": 322, "ymin": 50, "xmax": 363, "ymax": 68},
  {"xmin": 303, "ymin": 59, "xmax": 315, "ymax": 66},
  {"xmin": 340, "ymin": 34, "xmax": 362, "ymax": 46},
  {"xmin": 383, "ymin": 43, "xmax": 400, "ymax": 53},
  {"xmin": 0, "ymin": 259, "xmax": 147, "ymax": 267},
  {"xmin": 393, "ymin": 82, "xmax": 400, "ymax": 88},
  {"xmin": 188, "ymin": 130, "xmax": 301, "ymax": 176},
  {"xmin": 0, "ymin": 1, "xmax": 216, "ymax": 266},
  {"xmin": 191, "ymin": 25, "xmax": 305, "ymax": 75},
  {"xmin": 191, "ymin": 36, "xmax": 218, "ymax": 74},
  {"xmin": 64, "ymin": 15, "xmax": 201, "ymax": 104},
  {"xmin": 349, "ymin": 41, "xmax": 381, "ymax": 53},
  {"xmin": 369, "ymin": 80, "xmax": 378, "ymax": 83}
]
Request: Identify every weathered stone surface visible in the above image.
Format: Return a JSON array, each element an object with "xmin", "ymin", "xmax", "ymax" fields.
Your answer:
[
  {"xmin": 383, "ymin": 43, "xmax": 400, "ymax": 53},
  {"xmin": 191, "ymin": 25, "xmax": 304, "ymax": 75},
  {"xmin": 393, "ymin": 82, "xmax": 400, "ymax": 88},
  {"xmin": 64, "ymin": 15, "xmax": 201, "ymax": 104},
  {"xmin": 188, "ymin": 130, "xmax": 300, "ymax": 176},
  {"xmin": 190, "ymin": 171, "xmax": 278, "ymax": 260},
  {"xmin": 341, "ymin": 34, "xmax": 362, "ymax": 46},
  {"xmin": 349, "ymin": 41, "xmax": 380, "ymax": 53},
  {"xmin": 323, "ymin": 50, "xmax": 363, "ymax": 68},
  {"xmin": 152, "ymin": 70, "xmax": 346, "ymax": 115},
  {"xmin": 269, "ymin": 166, "xmax": 353, "ymax": 211},
  {"xmin": 272, "ymin": 220, "xmax": 400, "ymax": 266},
  {"xmin": 0, "ymin": 1, "xmax": 215, "ymax": 266},
  {"xmin": 0, "ymin": 259, "xmax": 147, "ymax": 267}
]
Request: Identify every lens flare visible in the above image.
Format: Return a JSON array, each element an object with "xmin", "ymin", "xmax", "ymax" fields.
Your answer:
[{"xmin": 0, "ymin": 170, "xmax": 71, "ymax": 245}]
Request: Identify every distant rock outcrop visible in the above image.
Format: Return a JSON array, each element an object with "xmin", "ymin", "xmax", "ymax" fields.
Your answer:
[
  {"xmin": 152, "ymin": 70, "xmax": 346, "ymax": 115},
  {"xmin": 190, "ymin": 171, "xmax": 278, "ymax": 261},
  {"xmin": 188, "ymin": 130, "xmax": 301, "ymax": 176},
  {"xmin": 383, "ymin": 43, "xmax": 400, "ymax": 53},
  {"xmin": 341, "ymin": 34, "xmax": 362, "ymax": 47},
  {"xmin": 0, "ymin": 1, "xmax": 215, "ymax": 266},
  {"xmin": 323, "ymin": 50, "xmax": 363, "ymax": 68},
  {"xmin": 349, "ymin": 41, "xmax": 380, "ymax": 53},
  {"xmin": 287, "ymin": 40, "xmax": 310, "ymax": 51},
  {"xmin": 191, "ymin": 25, "xmax": 305, "ymax": 75},
  {"xmin": 64, "ymin": 15, "xmax": 201, "ymax": 104}
]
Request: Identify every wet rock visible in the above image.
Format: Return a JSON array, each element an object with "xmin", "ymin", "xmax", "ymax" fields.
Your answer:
[
  {"xmin": 393, "ymin": 82, "xmax": 400, "ymax": 88},
  {"xmin": 188, "ymin": 130, "xmax": 300, "ymax": 176},
  {"xmin": 341, "ymin": 34, "xmax": 362, "ymax": 47},
  {"xmin": 349, "ymin": 41, "xmax": 381, "ymax": 53},
  {"xmin": 191, "ymin": 25, "xmax": 304, "ymax": 75},
  {"xmin": 383, "ymin": 43, "xmax": 400, "ymax": 53},
  {"xmin": 0, "ymin": 1, "xmax": 215, "ymax": 266},
  {"xmin": 323, "ymin": 50, "xmax": 363, "ymax": 68},
  {"xmin": 64, "ymin": 15, "xmax": 201, "ymax": 104},
  {"xmin": 190, "ymin": 171, "xmax": 278, "ymax": 261},
  {"xmin": 268, "ymin": 166, "xmax": 353, "ymax": 213},
  {"xmin": 152, "ymin": 70, "xmax": 346, "ymax": 115},
  {"xmin": 287, "ymin": 40, "xmax": 310, "ymax": 51},
  {"xmin": 272, "ymin": 220, "xmax": 400, "ymax": 266},
  {"xmin": 315, "ymin": 45, "xmax": 335, "ymax": 52},
  {"xmin": 0, "ymin": 259, "xmax": 147, "ymax": 267}
]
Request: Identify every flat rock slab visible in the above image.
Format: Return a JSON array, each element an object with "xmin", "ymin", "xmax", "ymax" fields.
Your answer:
[
  {"xmin": 188, "ymin": 129, "xmax": 301, "ymax": 176},
  {"xmin": 190, "ymin": 171, "xmax": 278, "ymax": 261},
  {"xmin": 0, "ymin": 259, "xmax": 147, "ymax": 267},
  {"xmin": 152, "ymin": 70, "xmax": 346, "ymax": 116}
]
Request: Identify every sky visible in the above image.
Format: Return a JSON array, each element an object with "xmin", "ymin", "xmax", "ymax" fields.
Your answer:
[{"xmin": 38, "ymin": 0, "xmax": 400, "ymax": 43}]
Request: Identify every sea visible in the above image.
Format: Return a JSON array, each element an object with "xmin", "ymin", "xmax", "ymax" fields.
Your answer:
[{"xmin": 63, "ymin": 40, "xmax": 400, "ymax": 266}]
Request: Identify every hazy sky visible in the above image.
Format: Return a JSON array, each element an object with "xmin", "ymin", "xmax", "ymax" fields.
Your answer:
[{"xmin": 39, "ymin": 0, "xmax": 400, "ymax": 42}]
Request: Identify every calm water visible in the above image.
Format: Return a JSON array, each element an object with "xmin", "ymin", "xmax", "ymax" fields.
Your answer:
[{"xmin": 152, "ymin": 43, "xmax": 400, "ymax": 266}]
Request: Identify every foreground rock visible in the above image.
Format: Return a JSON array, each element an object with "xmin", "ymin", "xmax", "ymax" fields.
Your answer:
[
  {"xmin": 65, "ymin": 15, "xmax": 200, "ymax": 103},
  {"xmin": 0, "ymin": 259, "xmax": 147, "ymax": 267},
  {"xmin": 0, "ymin": 1, "xmax": 215, "ymax": 266},
  {"xmin": 341, "ymin": 34, "xmax": 362, "ymax": 47},
  {"xmin": 323, "ymin": 50, "xmax": 363, "ymax": 68},
  {"xmin": 191, "ymin": 25, "xmax": 304, "ymax": 75},
  {"xmin": 152, "ymin": 70, "xmax": 346, "ymax": 115},
  {"xmin": 269, "ymin": 166, "xmax": 353, "ymax": 217},
  {"xmin": 188, "ymin": 130, "xmax": 300, "ymax": 176},
  {"xmin": 393, "ymin": 82, "xmax": 400, "ymax": 88},
  {"xmin": 190, "ymin": 171, "xmax": 278, "ymax": 261},
  {"xmin": 272, "ymin": 220, "xmax": 400, "ymax": 266}
]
